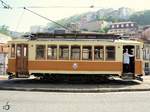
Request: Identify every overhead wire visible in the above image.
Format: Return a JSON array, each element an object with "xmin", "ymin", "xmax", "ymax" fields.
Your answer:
[
  {"xmin": 15, "ymin": 9, "xmax": 25, "ymax": 32},
  {"xmin": 0, "ymin": 0, "xmax": 12, "ymax": 9},
  {"xmin": 17, "ymin": 5, "xmax": 96, "ymax": 9},
  {"xmin": 23, "ymin": 7, "xmax": 71, "ymax": 31},
  {"xmin": 0, "ymin": 0, "xmax": 98, "ymax": 31},
  {"xmin": 0, "ymin": 5, "xmax": 98, "ymax": 9}
]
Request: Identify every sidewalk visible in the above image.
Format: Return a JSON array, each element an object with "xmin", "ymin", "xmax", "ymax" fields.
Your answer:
[{"xmin": 0, "ymin": 75, "xmax": 8, "ymax": 80}]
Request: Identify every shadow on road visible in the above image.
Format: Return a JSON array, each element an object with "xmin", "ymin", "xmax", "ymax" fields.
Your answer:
[{"xmin": 0, "ymin": 77, "xmax": 141, "ymax": 90}]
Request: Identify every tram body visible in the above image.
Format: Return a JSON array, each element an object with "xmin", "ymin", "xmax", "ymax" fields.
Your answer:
[{"xmin": 7, "ymin": 33, "xmax": 144, "ymax": 80}]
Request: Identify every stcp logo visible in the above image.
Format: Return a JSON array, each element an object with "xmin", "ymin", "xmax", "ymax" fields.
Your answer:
[{"xmin": 72, "ymin": 63, "xmax": 78, "ymax": 70}]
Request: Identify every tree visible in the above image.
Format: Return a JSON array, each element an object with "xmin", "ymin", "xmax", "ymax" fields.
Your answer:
[
  {"xmin": 99, "ymin": 27, "xmax": 109, "ymax": 33},
  {"xmin": 129, "ymin": 10, "xmax": 150, "ymax": 25},
  {"xmin": 0, "ymin": 25, "xmax": 9, "ymax": 35}
]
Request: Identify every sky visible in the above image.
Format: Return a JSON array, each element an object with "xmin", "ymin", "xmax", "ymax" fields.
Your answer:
[{"xmin": 0, "ymin": 0, "xmax": 150, "ymax": 32}]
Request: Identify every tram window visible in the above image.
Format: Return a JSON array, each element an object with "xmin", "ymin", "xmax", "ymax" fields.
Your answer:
[
  {"xmin": 47, "ymin": 45, "xmax": 57, "ymax": 59},
  {"xmin": 143, "ymin": 49, "xmax": 146, "ymax": 60},
  {"xmin": 106, "ymin": 46, "xmax": 115, "ymax": 60},
  {"xmin": 16, "ymin": 45, "xmax": 21, "ymax": 57},
  {"xmin": 136, "ymin": 45, "xmax": 140, "ymax": 59},
  {"xmin": 71, "ymin": 46, "xmax": 80, "ymax": 60},
  {"xmin": 94, "ymin": 46, "xmax": 104, "ymax": 60},
  {"xmin": 11, "ymin": 44, "xmax": 15, "ymax": 57},
  {"xmin": 36, "ymin": 45, "xmax": 45, "ymax": 59},
  {"xmin": 59, "ymin": 46, "xmax": 69, "ymax": 60},
  {"xmin": 145, "ymin": 63, "xmax": 149, "ymax": 68},
  {"xmin": 82, "ymin": 46, "xmax": 92, "ymax": 60},
  {"xmin": 24, "ymin": 46, "xmax": 27, "ymax": 57}
]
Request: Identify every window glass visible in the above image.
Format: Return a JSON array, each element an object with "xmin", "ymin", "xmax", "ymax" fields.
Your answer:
[
  {"xmin": 47, "ymin": 45, "xmax": 57, "ymax": 59},
  {"xmin": 131, "ymin": 23, "xmax": 134, "ymax": 27},
  {"xmin": 116, "ymin": 24, "xmax": 119, "ymax": 28},
  {"xmin": 126, "ymin": 23, "xmax": 129, "ymax": 27},
  {"xmin": 36, "ymin": 45, "xmax": 45, "ymax": 59},
  {"xmin": 145, "ymin": 63, "xmax": 149, "ymax": 68},
  {"xmin": 71, "ymin": 46, "xmax": 80, "ymax": 60},
  {"xmin": 143, "ymin": 49, "xmax": 146, "ymax": 60},
  {"xmin": 11, "ymin": 44, "xmax": 15, "ymax": 58},
  {"xmin": 121, "ymin": 24, "xmax": 124, "ymax": 28},
  {"xmin": 106, "ymin": 46, "xmax": 115, "ymax": 60},
  {"xmin": 24, "ymin": 46, "xmax": 27, "ymax": 57},
  {"xmin": 16, "ymin": 45, "xmax": 21, "ymax": 57},
  {"xmin": 136, "ymin": 45, "xmax": 140, "ymax": 59},
  {"xmin": 82, "ymin": 46, "xmax": 92, "ymax": 60},
  {"xmin": 94, "ymin": 46, "xmax": 104, "ymax": 60},
  {"xmin": 59, "ymin": 46, "xmax": 69, "ymax": 60}
]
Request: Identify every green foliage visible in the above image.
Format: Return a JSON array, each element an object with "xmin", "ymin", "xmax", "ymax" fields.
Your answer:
[
  {"xmin": 0, "ymin": 25, "xmax": 9, "ymax": 35},
  {"xmin": 81, "ymin": 29, "xmax": 88, "ymax": 31},
  {"xmin": 99, "ymin": 27, "xmax": 109, "ymax": 33},
  {"xmin": 129, "ymin": 10, "xmax": 150, "ymax": 25},
  {"xmin": 47, "ymin": 9, "xmax": 150, "ymax": 30},
  {"xmin": 47, "ymin": 13, "xmax": 84, "ymax": 29}
]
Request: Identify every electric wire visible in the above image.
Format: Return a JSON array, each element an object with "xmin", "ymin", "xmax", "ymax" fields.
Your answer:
[
  {"xmin": 0, "ymin": 0, "xmax": 12, "ymax": 9},
  {"xmin": 0, "ymin": 1, "xmax": 97, "ymax": 31},
  {"xmin": 23, "ymin": 7, "xmax": 71, "ymax": 31},
  {"xmin": 18, "ymin": 5, "xmax": 96, "ymax": 9},
  {"xmin": 15, "ymin": 9, "xmax": 25, "ymax": 32}
]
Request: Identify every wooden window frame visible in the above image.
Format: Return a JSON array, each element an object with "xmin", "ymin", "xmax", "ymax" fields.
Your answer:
[
  {"xmin": 59, "ymin": 45, "xmax": 69, "ymax": 60},
  {"xmin": 36, "ymin": 45, "xmax": 46, "ymax": 60},
  {"xmin": 47, "ymin": 45, "xmax": 57, "ymax": 60},
  {"xmin": 71, "ymin": 46, "xmax": 81, "ymax": 60},
  {"xmin": 82, "ymin": 46, "xmax": 92, "ymax": 60},
  {"xmin": 11, "ymin": 44, "xmax": 15, "ymax": 58},
  {"xmin": 94, "ymin": 46, "xmax": 104, "ymax": 60},
  {"xmin": 105, "ymin": 46, "xmax": 115, "ymax": 61}
]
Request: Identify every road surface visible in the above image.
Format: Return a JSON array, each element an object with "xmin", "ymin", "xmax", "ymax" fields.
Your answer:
[{"xmin": 0, "ymin": 90, "xmax": 150, "ymax": 112}]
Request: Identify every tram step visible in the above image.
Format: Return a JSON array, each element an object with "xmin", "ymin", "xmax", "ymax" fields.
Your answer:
[{"xmin": 122, "ymin": 73, "xmax": 134, "ymax": 80}]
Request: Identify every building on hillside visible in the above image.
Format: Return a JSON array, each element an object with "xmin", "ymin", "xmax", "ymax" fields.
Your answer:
[
  {"xmin": 30, "ymin": 25, "xmax": 49, "ymax": 33},
  {"xmin": 0, "ymin": 33, "xmax": 12, "ymax": 75},
  {"xmin": 142, "ymin": 27, "xmax": 150, "ymax": 41},
  {"xmin": 108, "ymin": 21, "xmax": 138, "ymax": 37},
  {"xmin": 85, "ymin": 12, "xmax": 97, "ymax": 22},
  {"xmin": 79, "ymin": 20, "xmax": 108, "ymax": 32},
  {"xmin": 67, "ymin": 23, "xmax": 80, "ymax": 32}
]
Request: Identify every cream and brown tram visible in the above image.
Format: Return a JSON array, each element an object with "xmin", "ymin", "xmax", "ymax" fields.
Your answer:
[{"xmin": 7, "ymin": 33, "xmax": 144, "ymax": 81}]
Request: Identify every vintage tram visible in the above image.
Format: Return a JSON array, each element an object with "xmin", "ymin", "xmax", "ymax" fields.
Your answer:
[{"xmin": 7, "ymin": 33, "xmax": 144, "ymax": 81}]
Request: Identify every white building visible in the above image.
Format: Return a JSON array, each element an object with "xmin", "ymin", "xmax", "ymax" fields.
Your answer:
[
  {"xmin": 80, "ymin": 20, "xmax": 108, "ymax": 32},
  {"xmin": 30, "ymin": 25, "xmax": 49, "ymax": 33},
  {"xmin": 0, "ymin": 33, "xmax": 12, "ymax": 75},
  {"xmin": 108, "ymin": 21, "xmax": 138, "ymax": 37}
]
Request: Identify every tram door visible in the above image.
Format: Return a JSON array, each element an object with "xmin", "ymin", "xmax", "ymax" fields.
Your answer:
[
  {"xmin": 16, "ymin": 44, "xmax": 29, "ymax": 78},
  {"xmin": 123, "ymin": 45, "xmax": 135, "ymax": 74}
]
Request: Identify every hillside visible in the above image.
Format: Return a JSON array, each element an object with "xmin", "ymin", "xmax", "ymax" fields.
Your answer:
[
  {"xmin": 47, "ymin": 7, "xmax": 150, "ymax": 29},
  {"xmin": 47, "ymin": 7, "xmax": 134, "ymax": 29},
  {"xmin": 129, "ymin": 10, "xmax": 150, "ymax": 25}
]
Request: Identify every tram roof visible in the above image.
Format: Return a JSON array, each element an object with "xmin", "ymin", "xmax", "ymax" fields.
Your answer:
[
  {"xmin": 9, "ymin": 33, "xmax": 142, "ymax": 45},
  {"xmin": 25, "ymin": 32, "xmax": 120, "ymax": 40},
  {"xmin": 114, "ymin": 39, "xmax": 142, "ymax": 44}
]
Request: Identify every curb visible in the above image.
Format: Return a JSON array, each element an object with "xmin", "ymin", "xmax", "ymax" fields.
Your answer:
[{"xmin": 0, "ymin": 87, "xmax": 150, "ymax": 93}]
